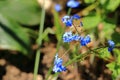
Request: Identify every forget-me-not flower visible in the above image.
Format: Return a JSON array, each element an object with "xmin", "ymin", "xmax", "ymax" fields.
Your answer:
[
  {"xmin": 80, "ymin": 35, "xmax": 91, "ymax": 46},
  {"xmin": 55, "ymin": 4, "xmax": 62, "ymax": 12},
  {"xmin": 67, "ymin": 0, "xmax": 80, "ymax": 8},
  {"xmin": 108, "ymin": 40, "xmax": 115, "ymax": 52},
  {"xmin": 62, "ymin": 14, "xmax": 81, "ymax": 27},
  {"xmin": 62, "ymin": 15, "xmax": 73, "ymax": 26},
  {"xmin": 72, "ymin": 14, "xmax": 81, "ymax": 20},
  {"xmin": 72, "ymin": 35, "xmax": 81, "ymax": 41},
  {"xmin": 63, "ymin": 31, "xmax": 73, "ymax": 42},
  {"xmin": 53, "ymin": 54, "xmax": 66, "ymax": 73},
  {"xmin": 63, "ymin": 31, "xmax": 81, "ymax": 42}
]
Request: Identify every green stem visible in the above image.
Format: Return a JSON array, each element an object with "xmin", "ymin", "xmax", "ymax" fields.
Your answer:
[
  {"xmin": 65, "ymin": 46, "xmax": 105, "ymax": 66},
  {"xmin": 37, "ymin": 5, "xmax": 46, "ymax": 45},
  {"xmin": 33, "ymin": 50, "xmax": 41, "ymax": 80},
  {"xmin": 67, "ymin": 8, "xmax": 72, "ymax": 15},
  {"xmin": 73, "ymin": 23, "xmax": 81, "ymax": 35},
  {"xmin": 81, "ymin": 1, "xmax": 99, "ymax": 16},
  {"xmin": 65, "ymin": 52, "xmax": 89, "ymax": 66},
  {"xmin": 45, "ymin": 66, "xmax": 53, "ymax": 80},
  {"xmin": 33, "ymin": 0, "xmax": 45, "ymax": 80}
]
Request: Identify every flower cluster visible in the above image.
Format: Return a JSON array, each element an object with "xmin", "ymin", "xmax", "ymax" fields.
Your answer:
[
  {"xmin": 52, "ymin": 0, "xmax": 117, "ymax": 76},
  {"xmin": 53, "ymin": 54, "xmax": 66, "ymax": 73},
  {"xmin": 63, "ymin": 31, "xmax": 91, "ymax": 46},
  {"xmin": 62, "ymin": 14, "xmax": 91, "ymax": 46},
  {"xmin": 53, "ymin": 1, "xmax": 85, "ymax": 73},
  {"xmin": 108, "ymin": 40, "xmax": 115, "ymax": 52}
]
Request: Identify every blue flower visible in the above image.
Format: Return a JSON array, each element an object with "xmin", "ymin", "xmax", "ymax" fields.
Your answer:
[
  {"xmin": 80, "ymin": 35, "xmax": 91, "ymax": 46},
  {"xmin": 108, "ymin": 40, "xmax": 115, "ymax": 52},
  {"xmin": 62, "ymin": 15, "xmax": 73, "ymax": 26},
  {"xmin": 62, "ymin": 14, "xmax": 81, "ymax": 27},
  {"xmin": 53, "ymin": 54, "xmax": 66, "ymax": 73},
  {"xmin": 72, "ymin": 35, "xmax": 81, "ymax": 41},
  {"xmin": 63, "ymin": 31, "xmax": 73, "ymax": 42},
  {"xmin": 55, "ymin": 4, "xmax": 62, "ymax": 12},
  {"xmin": 67, "ymin": 0, "xmax": 80, "ymax": 8},
  {"xmin": 72, "ymin": 14, "xmax": 81, "ymax": 19},
  {"xmin": 63, "ymin": 31, "xmax": 81, "ymax": 42},
  {"xmin": 85, "ymin": 35, "xmax": 91, "ymax": 43},
  {"xmin": 65, "ymin": 19, "xmax": 73, "ymax": 26},
  {"xmin": 62, "ymin": 16, "xmax": 70, "ymax": 23}
]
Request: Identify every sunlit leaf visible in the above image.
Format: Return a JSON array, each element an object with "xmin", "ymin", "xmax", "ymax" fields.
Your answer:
[
  {"xmin": 100, "ymin": 0, "xmax": 120, "ymax": 11},
  {"xmin": 83, "ymin": 12, "xmax": 101, "ymax": 29},
  {"xmin": 102, "ymin": 21, "xmax": 115, "ymax": 39},
  {"xmin": 97, "ymin": 48, "xmax": 111, "ymax": 59},
  {"xmin": 106, "ymin": 62, "xmax": 120, "ymax": 80},
  {"xmin": 106, "ymin": 49, "xmax": 120, "ymax": 79},
  {"xmin": 114, "ymin": 49, "xmax": 120, "ymax": 64}
]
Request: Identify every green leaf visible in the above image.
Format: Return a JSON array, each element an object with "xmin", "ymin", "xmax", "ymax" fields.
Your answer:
[
  {"xmin": 106, "ymin": 62, "xmax": 115, "ymax": 71},
  {"xmin": 97, "ymin": 48, "xmax": 111, "ymax": 59},
  {"xmin": 106, "ymin": 49, "xmax": 120, "ymax": 79},
  {"xmin": 100, "ymin": 0, "xmax": 107, "ymax": 5},
  {"xmin": 102, "ymin": 21, "xmax": 115, "ymax": 39},
  {"xmin": 0, "ymin": 14, "xmax": 31, "ymax": 55},
  {"xmin": 53, "ymin": 11, "xmax": 64, "ymax": 41},
  {"xmin": 106, "ymin": 62, "xmax": 120, "ymax": 80},
  {"xmin": 83, "ymin": 12, "xmax": 101, "ymax": 29},
  {"xmin": 84, "ymin": 0, "xmax": 95, "ymax": 4},
  {"xmin": 112, "ymin": 32, "xmax": 120, "ymax": 45},
  {"xmin": 101, "ymin": 0, "xmax": 120, "ymax": 11},
  {"xmin": 114, "ymin": 49, "xmax": 120, "ymax": 64},
  {"xmin": 0, "ymin": 0, "xmax": 41, "ymax": 25}
]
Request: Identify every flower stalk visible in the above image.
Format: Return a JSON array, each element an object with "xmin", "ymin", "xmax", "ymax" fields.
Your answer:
[{"xmin": 33, "ymin": 0, "xmax": 45, "ymax": 80}]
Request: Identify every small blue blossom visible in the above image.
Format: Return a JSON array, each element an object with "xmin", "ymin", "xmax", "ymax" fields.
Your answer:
[
  {"xmin": 72, "ymin": 14, "xmax": 81, "ymax": 19},
  {"xmin": 85, "ymin": 35, "xmax": 91, "ymax": 43},
  {"xmin": 72, "ymin": 35, "xmax": 81, "ymax": 41},
  {"xmin": 63, "ymin": 31, "xmax": 81, "ymax": 42},
  {"xmin": 62, "ymin": 15, "xmax": 73, "ymax": 26},
  {"xmin": 54, "ymin": 4, "xmax": 62, "ymax": 12},
  {"xmin": 65, "ymin": 19, "xmax": 73, "ymax": 26},
  {"xmin": 63, "ymin": 31, "xmax": 73, "ymax": 42},
  {"xmin": 80, "ymin": 35, "xmax": 91, "ymax": 46},
  {"xmin": 62, "ymin": 16, "xmax": 70, "ymax": 23},
  {"xmin": 108, "ymin": 40, "xmax": 115, "ymax": 52},
  {"xmin": 53, "ymin": 54, "xmax": 66, "ymax": 73},
  {"xmin": 67, "ymin": 0, "xmax": 80, "ymax": 8},
  {"xmin": 62, "ymin": 15, "xmax": 81, "ymax": 27}
]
